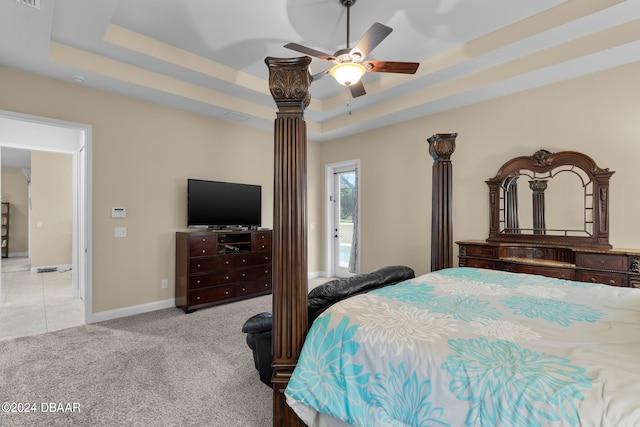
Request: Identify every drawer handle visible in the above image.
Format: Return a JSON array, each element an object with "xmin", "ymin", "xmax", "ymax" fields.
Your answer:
[
  {"xmin": 265, "ymin": 270, "xmax": 268, "ymax": 274},
  {"xmin": 590, "ymin": 278, "xmax": 596, "ymax": 283},
  {"xmin": 242, "ymin": 273, "xmax": 246, "ymax": 277},
  {"xmin": 241, "ymin": 287, "xmax": 246, "ymax": 291},
  {"xmin": 265, "ymin": 256, "xmax": 269, "ymax": 261},
  {"xmin": 196, "ymin": 296, "xmax": 201, "ymax": 300},
  {"xmin": 225, "ymin": 261, "xmax": 230, "ymax": 265},
  {"xmin": 261, "ymin": 235, "xmax": 265, "ymax": 239},
  {"xmin": 242, "ymin": 259, "xmax": 246, "ymax": 263},
  {"xmin": 225, "ymin": 276, "xmax": 230, "ymax": 280},
  {"xmin": 202, "ymin": 249, "xmax": 206, "ymax": 253},
  {"xmin": 264, "ymin": 283, "xmax": 268, "ymax": 287},
  {"xmin": 196, "ymin": 264, "xmax": 201, "ymax": 268},
  {"xmin": 559, "ymin": 275, "xmax": 566, "ymax": 280},
  {"xmin": 202, "ymin": 238, "xmax": 206, "ymax": 242},
  {"xmin": 196, "ymin": 280, "xmax": 201, "ymax": 284},
  {"xmin": 225, "ymin": 291, "xmax": 229, "ymax": 295},
  {"xmin": 261, "ymin": 245, "xmax": 265, "ymax": 249},
  {"xmin": 609, "ymin": 280, "xmax": 615, "ymax": 285}
]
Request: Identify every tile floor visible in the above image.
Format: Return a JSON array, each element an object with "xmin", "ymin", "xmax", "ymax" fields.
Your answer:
[{"xmin": 0, "ymin": 257, "xmax": 84, "ymax": 341}]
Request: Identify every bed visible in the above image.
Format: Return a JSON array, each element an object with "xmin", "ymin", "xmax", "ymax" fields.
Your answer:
[
  {"xmin": 264, "ymin": 57, "xmax": 638, "ymax": 426},
  {"xmin": 284, "ymin": 267, "xmax": 640, "ymax": 427}
]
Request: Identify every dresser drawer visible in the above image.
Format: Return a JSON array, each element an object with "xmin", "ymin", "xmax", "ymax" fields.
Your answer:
[
  {"xmin": 191, "ymin": 252, "xmax": 271, "ymax": 274},
  {"xmin": 189, "ymin": 256, "xmax": 235, "ymax": 274},
  {"xmin": 463, "ymin": 244, "xmax": 498, "ymax": 258},
  {"xmin": 190, "ymin": 265, "xmax": 271, "ymax": 288},
  {"xmin": 189, "ymin": 234, "xmax": 217, "ymax": 257},
  {"xmin": 252, "ymin": 232, "xmax": 272, "ymax": 251},
  {"xmin": 235, "ymin": 265, "xmax": 271, "ymax": 281},
  {"xmin": 236, "ymin": 278, "xmax": 272, "ymax": 297},
  {"xmin": 576, "ymin": 271, "xmax": 628, "ymax": 287},
  {"xmin": 500, "ymin": 262, "xmax": 575, "ymax": 281},
  {"xmin": 228, "ymin": 252, "xmax": 271, "ymax": 267},
  {"xmin": 189, "ymin": 271, "xmax": 236, "ymax": 289},
  {"xmin": 464, "ymin": 259, "xmax": 497, "ymax": 269},
  {"xmin": 190, "ymin": 285, "xmax": 235, "ymax": 305},
  {"xmin": 577, "ymin": 253, "xmax": 627, "ymax": 271}
]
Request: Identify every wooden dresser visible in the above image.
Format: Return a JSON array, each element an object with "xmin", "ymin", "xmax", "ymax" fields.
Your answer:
[
  {"xmin": 457, "ymin": 240, "xmax": 640, "ymax": 288},
  {"xmin": 457, "ymin": 149, "xmax": 640, "ymax": 288},
  {"xmin": 175, "ymin": 229, "xmax": 272, "ymax": 312}
]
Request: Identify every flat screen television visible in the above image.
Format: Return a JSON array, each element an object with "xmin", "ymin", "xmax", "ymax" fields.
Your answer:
[{"xmin": 187, "ymin": 179, "xmax": 261, "ymax": 229}]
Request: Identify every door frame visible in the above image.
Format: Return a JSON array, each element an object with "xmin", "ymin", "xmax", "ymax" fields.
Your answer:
[
  {"xmin": 325, "ymin": 159, "xmax": 361, "ymax": 277},
  {"xmin": 0, "ymin": 109, "xmax": 93, "ymax": 323}
]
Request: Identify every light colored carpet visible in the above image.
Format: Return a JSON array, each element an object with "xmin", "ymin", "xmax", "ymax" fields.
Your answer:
[
  {"xmin": 0, "ymin": 277, "xmax": 333, "ymax": 427},
  {"xmin": 0, "ymin": 294, "xmax": 273, "ymax": 426}
]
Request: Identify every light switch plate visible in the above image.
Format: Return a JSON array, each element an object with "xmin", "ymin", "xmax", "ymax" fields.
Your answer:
[
  {"xmin": 115, "ymin": 227, "xmax": 127, "ymax": 238},
  {"xmin": 111, "ymin": 207, "xmax": 127, "ymax": 218}
]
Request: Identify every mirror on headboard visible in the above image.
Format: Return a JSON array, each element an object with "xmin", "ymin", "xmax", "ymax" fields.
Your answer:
[{"xmin": 486, "ymin": 149, "xmax": 614, "ymax": 249}]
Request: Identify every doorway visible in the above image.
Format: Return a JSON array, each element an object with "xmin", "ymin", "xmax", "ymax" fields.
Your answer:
[
  {"xmin": 326, "ymin": 160, "xmax": 360, "ymax": 277},
  {"xmin": 0, "ymin": 110, "xmax": 92, "ymax": 326}
]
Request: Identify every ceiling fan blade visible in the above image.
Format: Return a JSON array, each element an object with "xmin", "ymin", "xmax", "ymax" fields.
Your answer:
[
  {"xmin": 312, "ymin": 69, "xmax": 330, "ymax": 82},
  {"xmin": 365, "ymin": 60, "xmax": 420, "ymax": 74},
  {"xmin": 349, "ymin": 80, "xmax": 366, "ymax": 98},
  {"xmin": 351, "ymin": 22, "xmax": 392, "ymax": 60},
  {"xmin": 283, "ymin": 43, "xmax": 335, "ymax": 61}
]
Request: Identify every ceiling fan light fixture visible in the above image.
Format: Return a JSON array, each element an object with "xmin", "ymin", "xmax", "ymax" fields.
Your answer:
[{"xmin": 330, "ymin": 62, "xmax": 366, "ymax": 86}]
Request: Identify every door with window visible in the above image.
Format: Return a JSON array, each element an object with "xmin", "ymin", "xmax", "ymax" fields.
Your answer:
[{"xmin": 328, "ymin": 161, "xmax": 360, "ymax": 277}]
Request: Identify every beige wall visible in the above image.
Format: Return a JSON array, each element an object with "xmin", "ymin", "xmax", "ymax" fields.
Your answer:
[
  {"xmin": 1, "ymin": 167, "xmax": 29, "ymax": 255},
  {"xmin": 0, "ymin": 66, "xmax": 323, "ymax": 313},
  {"xmin": 306, "ymin": 140, "xmax": 323, "ymax": 274},
  {"xmin": 1, "ymin": 60, "xmax": 639, "ymax": 314},
  {"xmin": 30, "ymin": 151, "xmax": 73, "ymax": 268},
  {"xmin": 319, "ymin": 61, "xmax": 640, "ymax": 276}
]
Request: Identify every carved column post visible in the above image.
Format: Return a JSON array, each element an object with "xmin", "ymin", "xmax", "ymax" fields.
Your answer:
[
  {"xmin": 529, "ymin": 179, "xmax": 548, "ymax": 235},
  {"xmin": 592, "ymin": 169, "xmax": 615, "ymax": 246},
  {"xmin": 427, "ymin": 133, "xmax": 457, "ymax": 272},
  {"xmin": 504, "ymin": 176, "xmax": 520, "ymax": 233},
  {"xmin": 265, "ymin": 56, "xmax": 311, "ymax": 427}
]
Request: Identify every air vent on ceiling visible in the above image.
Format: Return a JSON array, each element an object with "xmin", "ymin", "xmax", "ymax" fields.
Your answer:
[{"xmin": 15, "ymin": 0, "xmax": 40, "ymax": 9}]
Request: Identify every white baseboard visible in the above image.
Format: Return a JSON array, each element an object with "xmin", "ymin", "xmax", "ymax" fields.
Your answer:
[
  {"xmin": 88, "ymin": 298, "xmax": 175, "ymax": 324},
  {"xmin": 88, "ymin": 273, "xmax": 326, "ymax": 324},
  {"xmin": 8, "ymin": 252, "xmax": 28, "ymax": 258}
]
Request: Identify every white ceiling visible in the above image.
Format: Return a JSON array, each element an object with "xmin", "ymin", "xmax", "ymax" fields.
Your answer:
[{"xmin": 0, "ymin": 0, "xmax": 639, "ymax": 144}]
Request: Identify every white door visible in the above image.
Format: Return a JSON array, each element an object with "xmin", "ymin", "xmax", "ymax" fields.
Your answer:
[{"xmin": 327, "ymin": 161, "xmax": 360, "ymax": 277}]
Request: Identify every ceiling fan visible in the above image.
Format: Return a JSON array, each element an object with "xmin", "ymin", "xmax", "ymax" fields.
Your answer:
[{"xmin": 284, "ymin": 0, "xmax": 420, "ymax": 98}]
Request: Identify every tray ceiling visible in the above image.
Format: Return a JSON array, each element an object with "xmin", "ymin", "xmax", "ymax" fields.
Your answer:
[{"xmin": 1, "ymin": 0, "xmax": 639, "ymax": 142}]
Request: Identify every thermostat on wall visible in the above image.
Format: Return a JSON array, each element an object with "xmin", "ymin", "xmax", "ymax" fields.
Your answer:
[{"xmin": 111, "ymin": 207, "xmax": 127, "ymax": 218}]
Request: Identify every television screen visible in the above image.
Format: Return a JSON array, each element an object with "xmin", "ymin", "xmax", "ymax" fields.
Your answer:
[{"xmin": 187, "ymin": 179, "xmax": 261, "ymax": 228}]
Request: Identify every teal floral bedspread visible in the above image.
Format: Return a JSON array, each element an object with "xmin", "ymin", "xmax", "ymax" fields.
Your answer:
[{"xmin": 285, "ymin": 267, "xmax": 640, "ymax": 427}]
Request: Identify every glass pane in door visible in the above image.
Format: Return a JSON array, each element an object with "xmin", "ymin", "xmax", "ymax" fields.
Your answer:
[{"xmin": 337, "ymin": 171, "xmax": 355, "ymax": 269}]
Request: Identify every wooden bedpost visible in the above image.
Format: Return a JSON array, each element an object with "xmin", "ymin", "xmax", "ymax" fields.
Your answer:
[
  {"xmin": 265, "ymin": 56, "xmax": 311, "ymax": 427},
  {"xmin": 428, "ymin": 133, "xmax": 457, "ymax": 272}
]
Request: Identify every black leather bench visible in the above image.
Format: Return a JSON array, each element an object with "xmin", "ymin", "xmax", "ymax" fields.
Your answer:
[{"xmin": 241, "ymin": 265, "xmax": 416, "ymax": 385}]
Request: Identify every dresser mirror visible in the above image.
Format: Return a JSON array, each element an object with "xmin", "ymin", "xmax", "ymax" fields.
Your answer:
[{"xmin": 486, "ymin": 150, "xmax": 614, "ymax": 248}]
